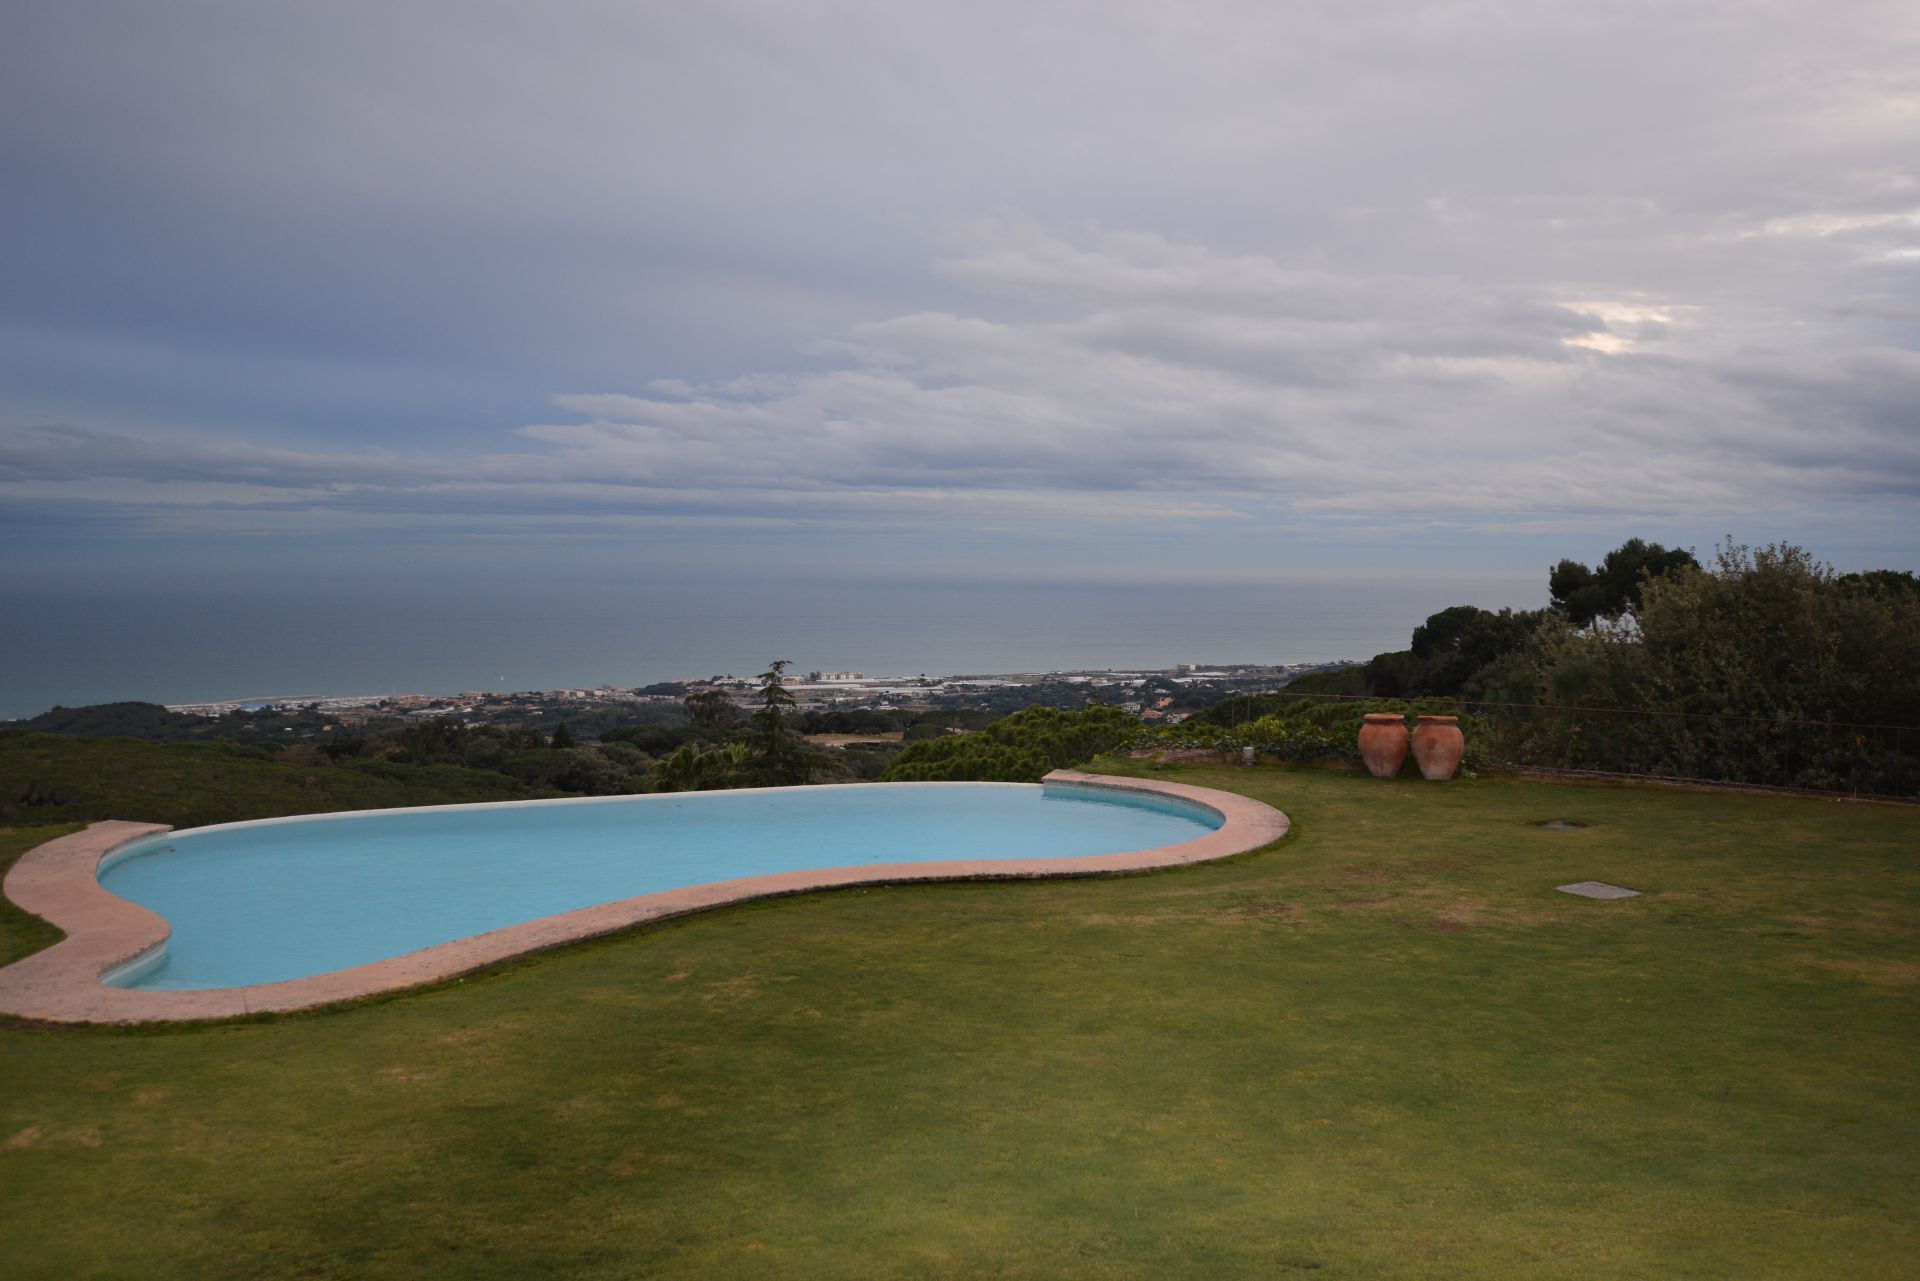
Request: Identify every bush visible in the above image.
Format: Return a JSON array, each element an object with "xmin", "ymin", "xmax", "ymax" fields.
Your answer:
[
  {"xmin": 1280, "ymin": 666, "xmax": 1369, "ymax": 696},
  {"xmin": 883, "ymin": 706, "xmax": 1138, "ymax": 783},
  {"xmin": 1498, "ymin": 542, "xmax": 1920, "ymax": 792},
  {"xmin": 1235, "ymin": 716, "xmax": 1342, "ymax": 763},
  {"xmin": 601, "ymin": 724, "xmax": 723, "ymax": 755},
  {"xmin": 1145, "ymin": 697, "xmax": 1494, "ymax": 772}
]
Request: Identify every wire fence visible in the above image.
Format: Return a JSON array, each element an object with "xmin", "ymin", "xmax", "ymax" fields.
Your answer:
[{"xmin": 1206, "ymin": 691, "xmax": 1920, "ymax": 800}]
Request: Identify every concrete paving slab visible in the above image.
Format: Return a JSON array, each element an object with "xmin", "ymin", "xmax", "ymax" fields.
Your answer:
[{"xmin": 1557, "ymin": 881, "xmax": 1642, "ymax": 899}]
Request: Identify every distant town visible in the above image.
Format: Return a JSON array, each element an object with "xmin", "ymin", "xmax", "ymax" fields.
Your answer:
[{"xmin": 155, "ymin": 661, "xmax": 1351, "ymax": 732}]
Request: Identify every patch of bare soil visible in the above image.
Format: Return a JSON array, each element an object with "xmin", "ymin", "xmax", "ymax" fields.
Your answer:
[{"xmin": 1797, "ymin": 956, "xmax": 1920, "ymax": 987}]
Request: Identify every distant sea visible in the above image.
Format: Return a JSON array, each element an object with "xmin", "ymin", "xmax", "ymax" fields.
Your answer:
[{"xmin": 0, "ymin": 574, "xmax": 1543, "ymax": 720}]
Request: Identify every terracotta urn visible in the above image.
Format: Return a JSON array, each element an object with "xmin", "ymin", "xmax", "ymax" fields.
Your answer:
[
  {"xmin": 1411, "ymin": 715, "xmax": 1465, "ymax": 781},
  {"xmin": 1357, "ymin": 713, "xmax": 1410, "ymax": 779}
]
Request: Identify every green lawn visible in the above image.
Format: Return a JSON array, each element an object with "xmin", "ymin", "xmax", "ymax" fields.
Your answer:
[{"xmin": 2, "ymin": 765, "xmax": 1915, "ymax": 1279}]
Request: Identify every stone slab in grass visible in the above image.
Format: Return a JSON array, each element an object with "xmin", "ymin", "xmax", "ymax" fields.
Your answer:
[{"xmin": 1558, "ymin": 881, "xmax": 1642, "ymax": 899}]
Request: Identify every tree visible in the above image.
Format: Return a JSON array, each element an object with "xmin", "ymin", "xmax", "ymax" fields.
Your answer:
[
  {"xmin": 1550, "ymin": 538, "xmax": 1698, "ymax": 626},
  {"xmin": 684, "ymin": 688, "xmax": 740, "ymax": 729},
  {"xmin": 549, "ymin": 721, "xmax": 575, "ymax": 749},
  {"xmin": 651, "ymin": 741, "xmax": 748, "ymax": 792},
  {"xmin": 1838, "ymin": 569, "xmax": 1919, "ymax": 597},
  {"xmin": 740, "ymin": 660, "xmax": 831, "ymax": 787},
  {"xmin": 1348, "ymin": 606, "xmax": 1546, "ymax": 699},
  {"xmin": 1522, "ymin": 541, "xmax": 1920, "ymax": 789},
  {"xmin": 1627, "ymin": 541, "xmax": 1919, "ymax": 727},
  {"xmin": 602, "ymin": 723, "xmax": 720, "ymax": 754}
]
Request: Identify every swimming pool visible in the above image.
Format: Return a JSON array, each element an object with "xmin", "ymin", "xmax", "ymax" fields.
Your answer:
[{"xmin": 98, "ymin": 781, "xmax": 1225, "ymax": 991}]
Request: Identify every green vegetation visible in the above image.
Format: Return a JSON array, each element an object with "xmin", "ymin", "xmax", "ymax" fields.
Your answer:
[
  {"xmin": 683, "ymin": 687, "xmax": 741, "ymax": 729},
  {"xmin": 6, "ymin": 674, "xmax": 1274, "ymax": 799},
  {"xmin": 1307, "ymin": 536, "xmax": 1914, "ymax": 707},
  {"xmin": 1503, "ymin": 542, "xmax": 1920, "ymax": 791},
  {"xmin": 650, "ymin": 740, "xmax": 751, "ymax": 793},
  {"xmin": 598, "ymin": 722, "xmax": 729, "ymax": 754},
  {"xmin": 0, "ymin": 671, "xmax": 976, "ymax": 815},
  {"xmin": 1549, "ymin": 537, "xmax": 1699, "ymax": 627},
  {"xmin": 1271, "ymin": 539, "xmax": 1920, "ymax": 794},
  {"xmin": 376, "ymin": 720, "xmax": 657, "ymax": 796},
  {"xmin": 2, "ymin": 765, "xmax": 1915, "ymax": 1278},
  {"xmin": 19, "ymin": 701, "xmax": 211, "ymax": 741},
  {"xmin": 640, "ymin": 663, "xmax": 839, "ymax": 791},
  {"xmin": 1534, "ymin": 540, "xmax": 1920, "ymax": 730},
  {"xmin": 739, "ymin": 660, "xmax": 836, "ymax": 787},
  {"xmin": 883, "ymin": 705, "xmax": 1137, "ymax": 781},
  {"xmin": 1838, "ymin": 569, "xmax": 1919, "ymax": 596},
  {"xmin": 1321, "ymin": 603, "xmax": 1551, "ymax": 703},
  {"xmin": 1278, "ymin": 663, "xmax": 1369, "ymax": 696},
  {"xmin": 0, "ymin": 667, "xmax": 865, "ymax": 819},
  {"xmin": 1148, "ymin": 696, "xmax": 1487, "ymax": 774},
  {"xmin": 17, "ymin": 694, "xmax": 693, "ymax": 756},
  {"xmin": 0, "ymin": 825, "xmax": 75, "ymax": 964},
  {"xmin": 19, "ymin": 699, "xmax": 408, "ymax": 746},
  {"xmin": 0, "ymin": 733, "xmax": 536, "ymax": 828}
]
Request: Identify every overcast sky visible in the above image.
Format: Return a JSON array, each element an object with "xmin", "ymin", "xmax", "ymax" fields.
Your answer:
[{"xmin": 3, "ymin": 0, "xmax": 1917, "ymax": 593}]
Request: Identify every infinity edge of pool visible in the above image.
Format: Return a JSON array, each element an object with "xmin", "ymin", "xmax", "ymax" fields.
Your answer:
[{"xmin": 0, "ymin": 771, "xmax": 1290, "ymax": 1025}]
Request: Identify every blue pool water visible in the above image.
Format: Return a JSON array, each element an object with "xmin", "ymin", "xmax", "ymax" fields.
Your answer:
[{"xmin": 99, "ymin": 782, "xmax": 1220, "ymax": 991}]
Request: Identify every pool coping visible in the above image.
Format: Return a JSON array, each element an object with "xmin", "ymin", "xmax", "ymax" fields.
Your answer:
[{"xmin": 0, "ymin": 772, "xmax": 1289, "ymax": 1025}]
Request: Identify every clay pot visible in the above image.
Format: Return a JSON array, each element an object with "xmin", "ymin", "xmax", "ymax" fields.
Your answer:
[
  {"xmin": 1411, "ymin": 715, "xmax": 1465, "ymax": 780},
  {"xmin": 1357, "ymin": 713, "xmax": 1410, "ymax": 779}
]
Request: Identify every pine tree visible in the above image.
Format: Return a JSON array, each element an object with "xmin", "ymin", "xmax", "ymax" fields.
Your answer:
[{"xmin": 743, "ymin": 660, "xmax": 828, "ymax": 786}]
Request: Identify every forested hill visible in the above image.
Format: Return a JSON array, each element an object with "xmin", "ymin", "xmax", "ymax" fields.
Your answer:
[
  {"xmin": 20, "ymin": 701, "xmax": 208, "ymax": 741},
  {"xmin": 0, "ymin": 732, "xmax": 536, "ymax": 829}
]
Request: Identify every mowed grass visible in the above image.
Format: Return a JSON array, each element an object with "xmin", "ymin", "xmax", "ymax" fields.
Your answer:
[{"xmin": 1, "ymin": 765, "xmax": 1916, "ymax": 1280}]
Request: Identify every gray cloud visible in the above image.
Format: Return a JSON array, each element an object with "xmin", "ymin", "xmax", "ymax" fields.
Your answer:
[
  {"xmin": 2, "ymin": 1, "xmax": 1917, "ymax": 570},
  {"xmin": 7, "ymin": 215, "xmax": 1915, "ymax": 526}
]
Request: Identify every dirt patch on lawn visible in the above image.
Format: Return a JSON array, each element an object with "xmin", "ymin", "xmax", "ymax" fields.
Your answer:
[
  {"xmin": 1150, "ymin": 884, "xmax": 1252, "ymax": 899},
  {"xmin": 1770, "ymin": 912, "xmax": 1917, "ymax": 940},
  {"xmin": 609, "ymin": 1147, "xmax": 680, "ymax": 1176},
  {"xmin": 1797, "ymin": 956, "xmax": 1920, "ymax": 987},
  {"xmin": 1129, "ymin": 748, "xmax": 1235, "ymax": 765},
  {"xmin": 1076, "ymin": 911, "xmax": 1207, "ymax": 926},
  {"xmin": 434, "ymin": 1018, "xmax": 532, "ymax": 1048},
  {"xmin": 1218, "ymin": 900, "xmax": 1305, "ymax": 924},
  {"xmin": 1077, "ymin": 901, "xmax": 1308, "ymax": 927},
  {"xmin": 5, "ymin": 1126, "xmax": 102, "ymax": 1150},
  {"xmin": 1317, "ymin": 890, "xmax": 1562, "ymax": 931},
  {"xmin": 701, "ymin": 974, "xmax": 760, "ymax": 1003},
  {"xmin": 376, "ymin": 1065, "xmax": 441, "ymax": 1085}
]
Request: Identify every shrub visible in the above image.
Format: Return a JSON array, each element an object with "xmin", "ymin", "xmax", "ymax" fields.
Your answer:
[{"xmin": 883, "ymin": 706, "xmax": 1137, "ymax": 783}]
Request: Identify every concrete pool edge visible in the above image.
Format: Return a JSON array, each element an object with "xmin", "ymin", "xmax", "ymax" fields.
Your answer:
[{"xmin": 0, "ymin": 772, "xmax": 1289, "ymax": 1025}]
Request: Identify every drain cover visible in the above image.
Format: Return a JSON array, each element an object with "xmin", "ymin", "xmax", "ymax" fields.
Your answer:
[{"xmin": 1557, "ymin": 881, "xmax": 1641, "ymax": 899}]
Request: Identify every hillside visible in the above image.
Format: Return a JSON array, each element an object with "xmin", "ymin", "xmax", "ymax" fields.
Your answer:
[
  {"xmin": 19, "ymin": 701, "xmax": 210, "ymax": 741},
  {"xmin": 0, "ymin": 731, "xmax": 537, "ymax": 829}
]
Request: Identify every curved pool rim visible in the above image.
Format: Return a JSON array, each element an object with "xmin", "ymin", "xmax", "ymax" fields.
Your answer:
[{"xmin": 0, "ymin": 770, "xmax": 1290, "ymax": 1025}]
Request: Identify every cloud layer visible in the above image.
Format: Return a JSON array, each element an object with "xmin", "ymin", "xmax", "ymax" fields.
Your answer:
[{"xmin": 2, "ymin": 1, "xmax": 1917, "ymax": 574}]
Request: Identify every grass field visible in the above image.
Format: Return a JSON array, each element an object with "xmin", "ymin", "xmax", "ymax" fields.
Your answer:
[
  {"xmin": 2, "ymin": 764, "xmax": 1916, "ymax": 1279},
  {"xmin": 804, "ymin": 732, "xmax": 907, "ymax": 746}
]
